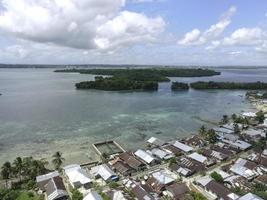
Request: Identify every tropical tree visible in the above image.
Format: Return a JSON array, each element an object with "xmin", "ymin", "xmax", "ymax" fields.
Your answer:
[
  {"xmin": 12, "ymin": 157, "xmax": 23, "ymax": 182},
  {"xmin": 210, "ymin": 171, "xmax": 223, "ymax": 183},
  {"xmin": 206, "ymin": 129, "xmax": 217, "ymax": 144},
  {"xmin": 72, "ymin": 188, "xmax": 83, "ymax": 200},
  {"xmin": 233, "ymin": 123, "xmax": 240, "ymax": 134},
  {"xmin": 256, "ymin": 111, "xmax": 265, "ymax": 123},
  {"xmin": 1, "ymin": 162, "xmax": 12, "ymax": 188},
  {"xmin": 198, "ymin": 125, "xmax": 206, "ymax": 138},
  {"xmin": 221, "ymin": 115, "xmax": 229, "ymax": 124},
  {"xmin": 52, "ymin": 152, "xmax": 65, "ymax": 170},
  {"xmin": 231, "ymin": 113, "xmax": 237, "ymax": 121}
]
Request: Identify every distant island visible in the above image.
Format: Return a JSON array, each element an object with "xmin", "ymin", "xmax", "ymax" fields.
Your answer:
[
  {"xmin": 190, "ymin": 81, "xmax": 267, "ymax": 90},
  {"xmin": 171, "ymin": 82, "xmax": 189, "ymax": 90},
  {"xmin": 55, "ymin": 68, "xmax": 221, "ymax": 81},
  {"xmin": 56, "ymin": 68, "xmax": 220, "ymax": 91},
  {"xmin": 76, "ymin": 76, "xmax": 158, "ymax": 91}
]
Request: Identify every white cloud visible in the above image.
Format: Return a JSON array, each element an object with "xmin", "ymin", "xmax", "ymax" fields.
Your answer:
[
  {"xmin": 223, "ymin": 27, "xmax": 266, "ymax": 46},
  {"xmin": 0, "ymin": 0, "xmax": 165, "ymax": 50},
  {"xmin": 178, "ymin": 6, "xmax": 236, "ymax": 46},
  {"xmin": 205, "ymin": 40, "xmax": 221, "ymax": 50},
  {"xmin": 94, "ymin": 11, "xmax": 165, "ymax": 50}
]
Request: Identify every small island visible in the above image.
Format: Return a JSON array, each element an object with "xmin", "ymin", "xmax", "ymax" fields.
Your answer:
[
  {"xmin": 171, "ymin": 82, "xmax": 189, "ymax": 90},
  {"xmin": 190, "ymin": 81, "xmax": 267, "ymax": 90},
  {"xmin": 56, "ymin": 68, "xmax": 220, "ymax": 91},
  {"xmin": 75, "ymin": 76, "xmax": 158, "ymax": 91},
  {"xmin": 55, "ymin": 68, "xmax": 221, "ymax": 82}
]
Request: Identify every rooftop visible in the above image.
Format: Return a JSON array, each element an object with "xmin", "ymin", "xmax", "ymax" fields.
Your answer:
[
  {"xmin": 90, "ymin": 164, "xmax": 117, "ymax": 181},
  {"xmin": 134, "ymin": 149, "xmax": 155, "ymax": 164},
  {"xmin": 188, "ymin": 152, "xmax": 207, "ymax": 163},
  {"xmin": 172, "ymin": 141, "xmax": 193, "ymax": 152}
]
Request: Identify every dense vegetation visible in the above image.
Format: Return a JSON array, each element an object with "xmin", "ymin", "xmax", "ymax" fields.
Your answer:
[
  {"xmin": 198, "ymin": 126, "xmax": 218, "ymax": 144},
  {"xmin": 0, "ymin": 152, "xmax": 65, "ymax": 200},
  {"xmin": 210, "ymin": 171, "xmax": 223, "ymax": 183},
  {"xmin": 190, "ymin": 81, "xmax": 267, "ymax": 90},
  {"xmin": 55, "ymin": 68, "xmax": 220, "ymax": 82},
  {"xmin": 75, "ymin": 76, "xmax": 158, "ymax": 91},
  {"xmin": 171, "ymin": 82, "xmax": 189, "ymax": 90}
]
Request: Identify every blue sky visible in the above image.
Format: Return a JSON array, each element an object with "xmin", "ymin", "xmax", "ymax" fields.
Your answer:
[{"xmin": 0, "ymin": 0, "xmax": 267, "ymax": 66}]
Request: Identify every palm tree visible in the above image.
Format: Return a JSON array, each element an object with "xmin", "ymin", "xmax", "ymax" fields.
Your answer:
[
  {"xmin": 198, "ymin": 125, "xmax": 206, "ymax": 137},
  {"xmin": 13, "ymin": 157, "xmax": 23, "ymax": 182},
  {"xmin": 231, "ymin": 113, "xmax": 237, "ymax": 121},
  {"xmin": 52, "ymin": 151, "xmax": 65, "ymax": 170},
  {"xmin": 221, "ymin": 115, "xmax": 229, "ymax": 124},
  {"xmin": 1, "ymin": 162, "xmax": 12, "ymax": 188}
]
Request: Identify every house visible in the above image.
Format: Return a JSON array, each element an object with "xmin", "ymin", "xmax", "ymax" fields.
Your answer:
[
  {"xmin": 134, "ymin": 149, "xmax": 156, "ymax": 165},
  {"xmin": 131, "ymin": 184, "xmax": 155, "ymax": 200},
  {"xmin": 164, "ymin": 183, "xmax": 189, "ymax": 200},
  {"xmin": 147, "ymin": 137, "xmax": 165, "ymax": 147},
  {"xmin": 169, "ymin": 163, "xmax": 194, "ymax": 177},
  {"xmin": 188, "ymin": 152, "xmax": 207, "ymax": 164},
  {"xmin": 36, "ymin": 171, "xmax": 60, "ymax": 191},
  {"xmin": 183, "ymin": 135, "xmax": 206, "ymax": 148},
  {"xmin": 224, "ymin": 175, "xmax": 252, "ymax": 192},
  {"xmin": 247, "ymin": 150, "xmax": 267, "ymax": 169},
  {"xmin": 172, "ymin": 141, "xmax": 193, "ymax": 153},
  {"xmin": 162, "ymin": 144, "xmax": 182, "ymax": 155},
  {"xmin": 112, "ymin": 160, "xmax": 134, "ymax": 176},
  {"xmin": 170, "ymin": 156, "xmax": 205, "ymax": 176},
  {"xmin": 196, "ymin": 176, "xmax": 239, "ymax": 200},
  {"xmin": 211, "ymin": 144, "xmax": 236, "ymax": 156},
  {"xmin": 242, "ymin": 129, "xmax": 266, "ymax": 141},
  {"xmin": 255, "ymin": 175, "xmax": 267, "ymax": 185},
  {"xmin": 64, "ymin": 164, "xmax": 92, "ymax": 189},
  {"xmin": 152, "ymin": 169, "xmax": 176, "ymax": 186},
  {"xmin": 222, "ymin": 139, "xmax": 251, "ymax": 151},
  {"xmin": 105, "ymin": 190, "xmax": 127, "ymax": 200},
  {"xmin": 45, "ymin": 176, "xmax": 69, "ymax": 200},
  {"xmin": 83, "ymin": 191, "xmax": 103, "ymax": 200},
  {"xmin": 238, "ymin": 193, "xmax": 264, "ymax": 200},
  {"xmin": 118, "ymin": 152, "xmax": 145, "ymax": 171},
  {"xmin": 202, "ymin": 149, "xmax": 229, "ymax": 161},
  {"xmin": 230, "ymin": 158, "xmax": 259, "ymax": 180},
  {"xmin": 242, "ymin": 112, "xmax": 256, "ymax": 118},
  {"xmin": 188, "ymin": 152, "xmax": 216, "ymax": 166},
  {"xmin": 144, "ymin": 176, "xmax": 165, "ymax": 194},
  {"xmin": 90, "ymin": 164, "xmax": 118, "ymax": 182},
  {"xmin": 149, "ymin": 148, "xmax": 173, "ymax": 160},
  {"xmin": 214, "ymin": 127, "xmax": 235, "ymax": 135}
]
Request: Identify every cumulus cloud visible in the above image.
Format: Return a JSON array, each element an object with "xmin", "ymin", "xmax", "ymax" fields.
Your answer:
[
  {"xmin": 223, "ymin": 27, "xmax": 267, "ymax": 46},
  {"xmin": 178, "ymin": 6, "xmax": 236, "ymax": 46},
  {"xmin": 0, "ymin": 0, "xmax": 165, "ymax": 51},
  {"xmin": 94, "ymin": 11, "xmax": 165, "ymax": 50}
]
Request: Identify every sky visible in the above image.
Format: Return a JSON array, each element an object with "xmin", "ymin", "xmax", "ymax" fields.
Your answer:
[{"xmin": 0, "ymin": 0, "xmax": 267, "ymax": 66}]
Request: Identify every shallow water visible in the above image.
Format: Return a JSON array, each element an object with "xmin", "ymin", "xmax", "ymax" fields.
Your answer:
[{"xmin": 0, "ymin": 68, "xmax": 266, "ymax": 165}]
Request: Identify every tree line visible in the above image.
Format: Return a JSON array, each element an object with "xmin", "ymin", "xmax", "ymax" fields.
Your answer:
[
  {"xmin": 75, "ymin": 76, "xmax": 158, "ymax": 91},
  {"xmin": 0, "ymin": 152, "xmax": 65, "ymax": 200}
]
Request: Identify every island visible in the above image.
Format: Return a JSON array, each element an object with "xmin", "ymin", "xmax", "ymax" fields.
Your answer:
[
  {"xmin": 55, "ymin": 68, "xmax": 221, "ymax": 82},
  {"xmin": 190, "ymin": 81, "xmax": 267, "ymax": 90},
  {"xmin": 171, "ymin": 82, "xmax": 189, "ymax": 90},
  {"xmin": 75, "ymin": 76, "xmax": 158, "ymax": 91}
]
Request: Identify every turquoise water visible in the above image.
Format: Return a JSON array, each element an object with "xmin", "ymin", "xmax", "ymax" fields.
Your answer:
[{"xmin": 0, "ymin": 68, "xmax": 266, "ymax": 164}]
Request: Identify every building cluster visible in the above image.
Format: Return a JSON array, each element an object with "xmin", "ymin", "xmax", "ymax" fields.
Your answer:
[{"xmin": 36, "ymin": 110, "xmax": 266, "ymax": 200}]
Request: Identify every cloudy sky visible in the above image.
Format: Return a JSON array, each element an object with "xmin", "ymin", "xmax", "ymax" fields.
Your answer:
[{"xmin": 0, "ymin": 0, "xmax": 267, "ymax": 66}]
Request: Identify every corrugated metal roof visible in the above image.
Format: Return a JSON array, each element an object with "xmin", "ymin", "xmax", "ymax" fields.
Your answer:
[
  {"xmin": 188, "ymin": 152, "xmax": 207, "ymax": 163},
  {"xmin": 134, "ymin": 149, "xmax": 155, "ymax": 164},
  {"xmin": 172, "ymin": 141, "xmax": 193, "ymax": 152},
  {"xmin": 90, "ymin": 164, "xmax": 116, "ymax": 181}
]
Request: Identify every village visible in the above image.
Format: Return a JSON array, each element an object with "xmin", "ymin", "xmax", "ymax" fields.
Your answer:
[{"xmin": 32, "ymin": 92, "xmax": 267, "ymax": 200}]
